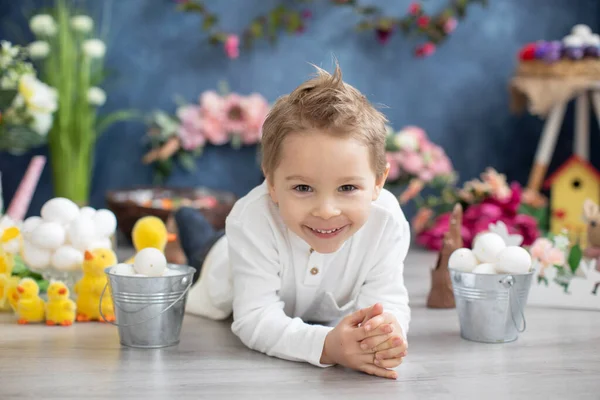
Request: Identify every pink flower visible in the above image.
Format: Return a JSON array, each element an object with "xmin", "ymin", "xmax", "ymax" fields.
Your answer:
[
  {"xmin": 224, "ymin": 35, "xmax": 239, "ymax": 59},
  {"xmin": 240, "ymin": 93, "xmax": 270, "ymax": 144},
  {"xmin": 416, "ymin": 212, "xmax": 472, "ymax": 251},
  {"xmin": 415, "ymin": 42, "xmax": 436, "ymax": 57},
  {"xmin": 376, "ymin": 28, "xmax": 393, "ymax": 44},
  {"xmin": 418, "ymin": 169, "xmax": 434, "ymax": 182},
  {"xmin": 483, "ymin": 182, "xmax": 522, "ymax": 216},
  {"xmin": 177, "ymin": 105, "xmax": 207, "ymax": 150},
  {"xmin": 511, "ymin": 214, "xmax": 539, "ymax": 246},
  {"xmin": 401, "ymin": 126, "xmax": 428, "ymax": 145},
  {"xmin": 417, "ymin": 16, "xmax": 430, "ymax": 28},
  {"xmin": 546, "ymin": 247, "xmax": 565, "ymax": 266},
  {"xmin": 443, "ymin": 17, "xmax": 457, "ymax": 34},
  {"xmin": 200, "ymin": 114, "xmax": 229, "ymax": 145},
  {"xmin": 199, "ymin": 90, "xmax": 225, "ymax": 118},
  {"xmin": 530, "ymin": 238, "xmax": 552, "ymax": 260},
  {"xmin": 408, "ymin": 2, "xmax": 421, "ymax": 15},
  {"xmin": 400, "ymin": 151, "xmax": 424, "ymax": 174}
]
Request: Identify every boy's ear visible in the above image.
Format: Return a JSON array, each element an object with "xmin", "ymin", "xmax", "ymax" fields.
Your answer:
[
  {"xmin": 266, "ymin": 176, "xmax": 278, "ymax": 204},
  {"xmin": 373, "ymin": 163, "xmax": 390, "ymax": 201}
]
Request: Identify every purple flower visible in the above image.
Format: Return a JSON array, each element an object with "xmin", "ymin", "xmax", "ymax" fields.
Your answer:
[
  {"xmin": 565, "ymin": 47, "xmax": 584, "ymax": 60},
  {"xmin": 585, "ymin": 46, "xmax": 600, "ymax": 57}
]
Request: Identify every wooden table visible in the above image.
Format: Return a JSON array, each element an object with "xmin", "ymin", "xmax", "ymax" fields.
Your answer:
[{"xmin": 1, "ymin": 249, "xmax": 598, "ymax": 399}]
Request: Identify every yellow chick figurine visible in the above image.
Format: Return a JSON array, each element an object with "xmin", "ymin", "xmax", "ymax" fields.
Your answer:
[
  {"xmin": 124, "ymin": 216, "xmax": 176, "ymax": 264},
  {"xmin": 45, "ymin": 281, "xmax": 76, "ymax": 326},
  {"xmin": 74, "ymin": 248, "xmax": 117, "ymax": 322},
  {"xmin": 0, "ymin": 274, "xmax": 20, "ymax": 312},
  {"xmin": 15, "ymin": 278, "xmax": 45, "ymax": 324}
]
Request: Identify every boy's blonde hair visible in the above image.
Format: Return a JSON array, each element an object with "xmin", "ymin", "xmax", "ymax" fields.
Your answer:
[{"xmin": 260, "ymin": 63, "xmax": 388, "ymax": 180}]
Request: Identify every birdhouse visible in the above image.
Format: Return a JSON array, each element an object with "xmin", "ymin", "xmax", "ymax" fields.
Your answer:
[{"xmin": 544, "ymin": 155, "xmax": 600, "ymax": 246}]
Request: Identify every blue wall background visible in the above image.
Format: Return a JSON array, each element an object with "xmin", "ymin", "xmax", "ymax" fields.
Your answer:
[{"xmin": 1, "ymin": 0, "xmax": 599, "ymax": 221}]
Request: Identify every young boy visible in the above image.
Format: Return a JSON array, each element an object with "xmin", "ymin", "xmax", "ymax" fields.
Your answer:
[{"xmin": 175, "ymin": 64, "xmax": 410, "ymax": 380}]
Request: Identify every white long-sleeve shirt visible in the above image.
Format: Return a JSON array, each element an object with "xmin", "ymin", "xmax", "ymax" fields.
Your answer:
[{"xmin": 185, "ymin": 181, "xmax": 411, "ymax": 367}]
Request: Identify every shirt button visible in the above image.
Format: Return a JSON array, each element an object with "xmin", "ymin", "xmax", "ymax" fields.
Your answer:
[
  {"xmin": 309, "ymin": 248, "xmax": 314, "ymax": 254},
  {"xmin": 310, "ymin": 267, "xmax": 319, "ymax": 275}
]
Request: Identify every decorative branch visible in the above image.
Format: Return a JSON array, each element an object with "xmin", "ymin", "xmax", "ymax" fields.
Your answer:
[{"xmin": 175, "ymin": 0, "xmax": 488, "ymax": 59}]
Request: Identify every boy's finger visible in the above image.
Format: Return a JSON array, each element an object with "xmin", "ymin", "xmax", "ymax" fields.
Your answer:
[
  {"xmin": 362, "ymin": 314, "xmax": 390, "ymax": 335},
  {"xmin": 375, "ymin": 344, "xmax": 407, "ymax": 360},
  {"xmin": 360, "ymin": 332, "xmax": 397, "ymax": 352},
  {"xmin": 360, "ymin": 363, "xmax": 398, "ymax": 380},
  {"xmin": 374, "ymin": 356, "xmax": 404, "ymax": 369},
  {"xmin": 360, "ymin": 303, "xmax": 383, "ymax": 326},
  {"xmin": 346, "ymin": 304, "xmax": 380, "ymax": 326},
  {"xmin": 372, "ymin": 335, "xmax": 405, "ymax": 353}
]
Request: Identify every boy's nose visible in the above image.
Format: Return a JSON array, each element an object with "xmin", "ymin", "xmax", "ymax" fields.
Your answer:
[{"xmin": 312, "ymin": 201, "xmax": 341, "ymax": 219}]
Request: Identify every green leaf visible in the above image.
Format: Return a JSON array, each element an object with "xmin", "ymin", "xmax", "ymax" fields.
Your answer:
[
  {"xmin": 209, "ymin": 32, "xmax": 227, "ymax": 44},
  {"xmin": 357, "ymin": 6, "xmax": 379, "ymax": 15},
  {"xmin": 355, "ymin": 20, "xmax": 373, "ymax": 32},
  {"xmin": 286, "ymin": 12, "xmax": 303, "ymax": 33},
  {"xmin": 202, "ymin": 14, "xmax": 218, "ymax": 31},
  {"xmin": 230, "ymin": 134, "xmax": 242, "ymax": 150},
  {"xmin": 250, "ymin": 21, "xmax": 263, "ymax": 37},
  {"xmin": 96, "ymin": 109, "xmax": 141, "ymax": 136},
  {"xmin": 178, "ymin": 152, "xmax": 196, "ymax": 171},
  {"xmin": 568, "ymin": 244, "xmax": 583, "ymax": 274}
]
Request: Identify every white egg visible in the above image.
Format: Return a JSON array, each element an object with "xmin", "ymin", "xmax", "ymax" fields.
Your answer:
[
  {"xmin": 472, "ymin": 232, "xmax": 506, "ymax": 263},
  {"xmin": 473, "ymin": 263, "xmax": 498, "ymax": 274},
  {"xmin": 563, "ymin": 34, "xmax": 584, "ymax": 47},
  {"xmin": 87, "ymin": 238, "xmax": 113, "ymax": 251},
  {"xmin": 51, "ymin": 245, "xmax": 84, "ymax": 271},
  {"xmin": 133, "ymin": 248, "xmax": 167, "ymax": 277},
  {"xmin": 21, "ymin": 216, "xmax": 43, "ymax": 239},
  {"xmin": 93, "ymin": 209, "xmax": 117, "ymax": 238},
  {"xmin": 79, "ymin": 206, "xmax": 97, "ymax": 219},
  {"xmin": 21, "ymin": 240, "xmax": 51, "ymax": 270},
  {"xmin": 111, "ymin": 263, "xmax": 135, "ymax": 276},
  {"xmin": 41, "ymin": 197, "xmax": 80, "ymax": 226},
  {"xmin": 495, "ymin": 246, "xmax": 532, "ymax": 274},
  {"xmin": 67, "ymin": 216, "xmax": 97, "ymax": 251},
  {"xmin": 584, "ymin": 33, "xmax": 600, "ymax": 46},
  {"xmin": 29, "ymin": 221, "xmax": 66, "ymax": 250},
  {"xmin": 448, "ymin": 248, "xmax": 479, "ymax": 272},
  {"xmin": 572, "ymin": 24, "xmax": 592, "ymax": 38}
]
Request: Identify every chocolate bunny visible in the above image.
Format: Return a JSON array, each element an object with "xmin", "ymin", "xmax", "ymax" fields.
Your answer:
[{"xmin": 582, "ymin": 199, "xmax": 600, "ymax": 294}]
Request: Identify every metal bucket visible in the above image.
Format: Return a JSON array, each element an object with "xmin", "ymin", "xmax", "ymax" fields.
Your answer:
[
  {"xmin": 101, "ymin": 264, "xmax": 195, "ymax": 348},
  {"xmin": 450, "ymin": 269, "xmax": 533, "ymax": 343}
]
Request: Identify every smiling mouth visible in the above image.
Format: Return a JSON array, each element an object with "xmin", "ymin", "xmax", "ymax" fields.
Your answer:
[{"xmin": 306, "ymin": 225, "xmax": 348, "ymax": 239}]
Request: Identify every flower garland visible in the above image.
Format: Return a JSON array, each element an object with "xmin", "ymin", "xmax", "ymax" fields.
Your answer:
[
  {"xmin": 142, "ymin": 87, "xmax": 270, "ymax": 183},
  {"xmin": 175, "ymin": 0, "xmax": 488, "ymax": 59}
]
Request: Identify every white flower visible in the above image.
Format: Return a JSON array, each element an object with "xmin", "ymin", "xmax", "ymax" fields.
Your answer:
[
  {"xmin": 0, "ymin": 41, "xmax": 19, "ymax": 69},
  {"xmin": 488, "ymin": 221, "xmax": 524, "ymax": 247},
  {"xmin": 394, "ymin": 132, "xmax": 419, "ymax": 151},
  {"xmin": 553, "ymin": 233, "xmax": 570, "ymax": 252},
  {"xmin": 71, "ymin": 15, "xmax": 94, "ymax": 33},
  {"xmin": 13, "ymin": 74, "xmax": 58, "ymax": 135},
  {"xmin": 82, "ymin": 39, "xmax": 106, "ymax": 58},
  {"xmin": 29, "ymin": 14, "xmax": 57, "ymax": 37},
  {"xmin": 30, "ymin": 112, "xmax": 54, "ymax": 136},
  {"xmin": 28, "ymin": 41, "xmax": 50, "ymax": 59},
  {"xmin": 87, "ymin": 87, "xmax": 106, "ymax": 106}
]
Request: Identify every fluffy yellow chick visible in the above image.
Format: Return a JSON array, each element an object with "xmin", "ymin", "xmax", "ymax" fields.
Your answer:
[
  {"xmin": 0, "ymin": 274, "xmax": 20, "ymax": 312},
  {"xmin": 15, "ymin": 278, "xmax": 45, "ymax": 324},
  {"xmin": 45, "ymin": 281, "xmax": 76, "ymax": 326},
  {"xmin": 74, "ymin": 248, "xmax": 117, "ymax": 322},
  {"xmin": 125, "ymin": 216, "xmax": 176, "ymax": 264}
]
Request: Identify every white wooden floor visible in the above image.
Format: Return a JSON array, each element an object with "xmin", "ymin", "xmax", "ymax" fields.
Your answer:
[{"xmin": 1, "ymin": 248, "xmax": 599, "ymax": 400}]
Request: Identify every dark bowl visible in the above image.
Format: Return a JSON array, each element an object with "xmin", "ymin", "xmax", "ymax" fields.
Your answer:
[{"xmin": 105, "ymin": 186, "xmax": 237, "ymax": 242}]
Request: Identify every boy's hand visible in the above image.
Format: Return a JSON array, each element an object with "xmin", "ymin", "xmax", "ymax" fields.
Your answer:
[
  {"xmin": 320, "ymin": 304, "xmax": 399, "ymax": 380},
  {"xmin": 360, "ymin": 307, "xmax": 408, "ymax": 369}
]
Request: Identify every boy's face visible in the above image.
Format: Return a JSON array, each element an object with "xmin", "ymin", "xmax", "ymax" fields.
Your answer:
[{"xmin": 267, "ymin": 130, "xmax": 388, "ymax": 254}]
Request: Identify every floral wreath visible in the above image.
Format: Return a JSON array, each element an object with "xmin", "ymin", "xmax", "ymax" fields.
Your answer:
[{"xmin": 175, "ymin": 0, "xmax": 488, "ymax": 59}]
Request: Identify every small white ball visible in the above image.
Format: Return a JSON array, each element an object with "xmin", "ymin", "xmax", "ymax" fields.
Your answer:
[
  {"xmin": 79, "ymin": 206, "xmax": 97, "ymax": 219},
  {"xmin": 41, "ymin": 197, "xmax": 80, "ymax": 226},
  {"xmin": 93, "ymin": 209, "xmax": 117, "ymax": 238},
  {"xmin": 133, "ymin": 248, "xmax": 167, "ymax": 277},
  {"xmin": 51, "ymin": 245, "xmax": 84, "ymax": 271},
  {"xmin": 111, "ymin": 263, "xmax": 135, "ymax": 276},
  {"xmin": 572, "ymin": 24, "xmax": 592, "ymax": 38},
  {"xmin": 495, "ymin": 246, "xmax": 532, "ymax": 274},
  {"xmin": 22, "ymin": 240, "xmax": 51, "ymax": 270},
  {"xmin": 472, "ymin": 232, "xmax": 506, "ymax": 263},
  {"xmin": 472, "ymin": 263, "xmax": 498, "ymax": 274},
  {"xmin": 448, "ymin": 248, "xmax": 479, "ymax": 272},
  {"xmin": 67, "ymin": 216, "xmax": 97, "ymax": 251},
  {"xmin": 29, "ymin": 221, "xmax": 66, "ymax": 250},
  {"xmin": 21, "ymin": 216, "xmax": 43, "ymax": 239},
  {"xmin": 87, "ymin": 238, "xmax": 113, "ymax": 251}
]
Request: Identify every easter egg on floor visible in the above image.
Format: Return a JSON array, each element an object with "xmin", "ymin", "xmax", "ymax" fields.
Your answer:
[
  {"xmin": 133, "ymin": 248, "xmax": 167, "ymax": 277},
  {"xmin": 448, "ymin": 248, "xmax": 478, "ymax": 272}
]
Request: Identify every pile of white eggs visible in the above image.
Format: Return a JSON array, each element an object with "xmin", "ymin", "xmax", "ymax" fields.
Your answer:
[
  {"xmin": 20, "ymin": 197, "xmax": 117, "ymax": 272},
  {"xmin": 110, "ymin": 248, "xmax": 184, "ymax": 277},
  {"xmin": 449, "ymin": 232, "xmax": 532, "ymax": 275}
]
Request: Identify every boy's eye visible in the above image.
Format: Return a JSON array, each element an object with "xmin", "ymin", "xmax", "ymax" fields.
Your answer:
[
  {"xmin": 339, "ymin": 185, "xmax": 357, "ymax": 192},
  {"xmin": 294, "ymin": 184, "xmax": 312, "ymax": 193}
]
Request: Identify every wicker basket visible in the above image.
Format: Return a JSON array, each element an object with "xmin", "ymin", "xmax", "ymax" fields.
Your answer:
[
  {"xmin": 516, "ymin": 59, "xmax": 600, "ymax": 78},
  {"xmin": 105, "ymin": 186, "xmax": 237, "ymax": 243}
]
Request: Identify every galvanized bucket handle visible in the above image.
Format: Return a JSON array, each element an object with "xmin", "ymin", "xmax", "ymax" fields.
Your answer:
[
  {"xmin": 501, "ymin": 275, "xmax": 526, "ymax": 333},
  {"xmin": 98, "ymin": 277, "xmax": 193, "ymax": 327}
]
